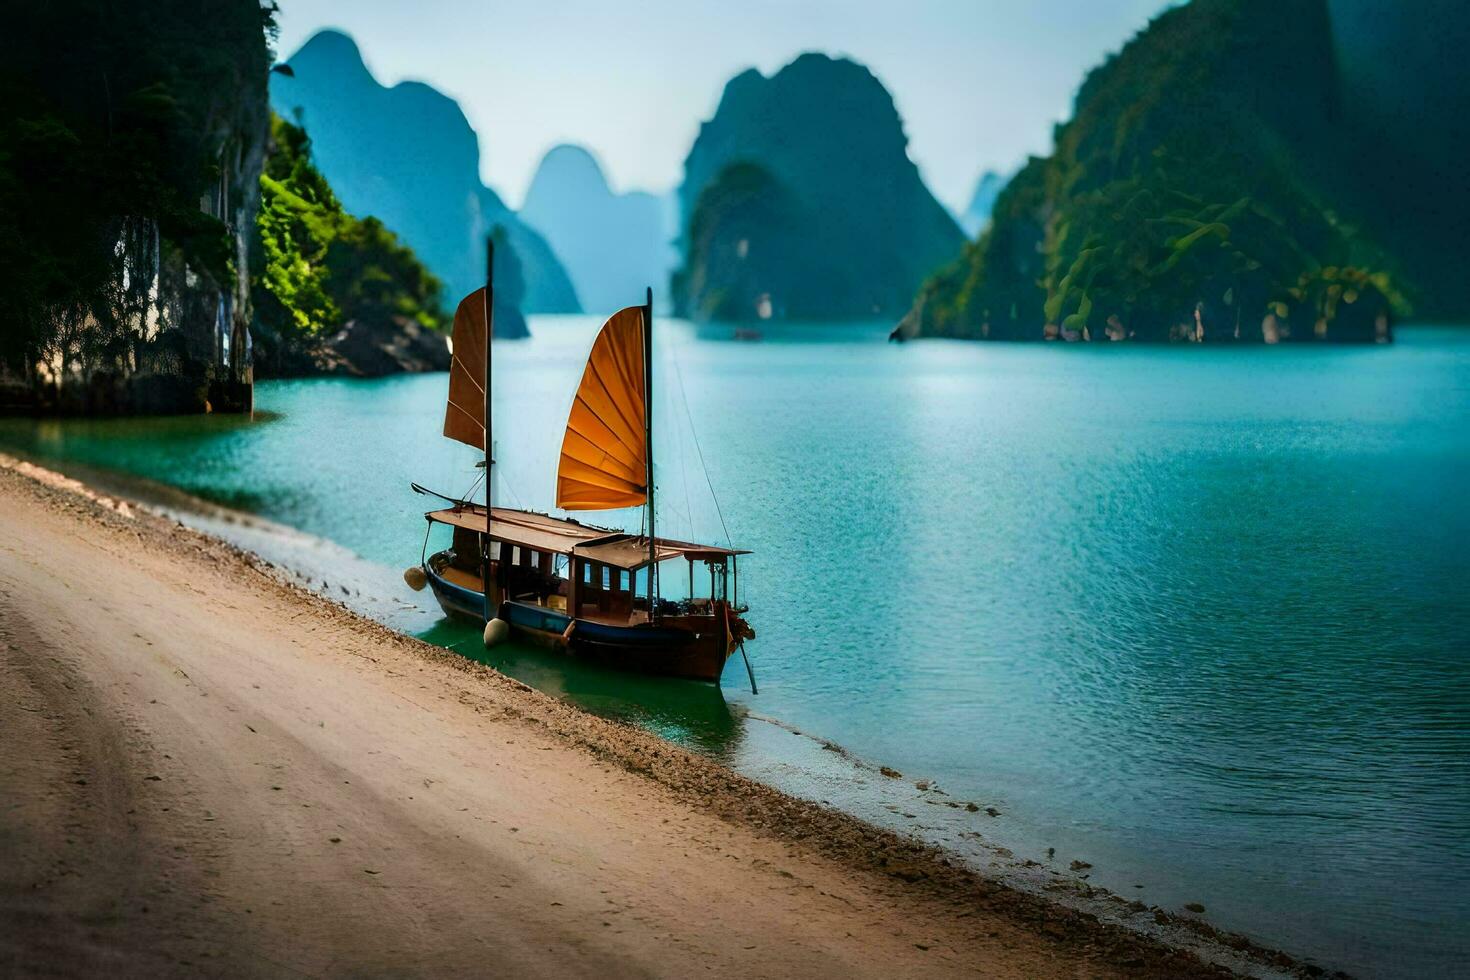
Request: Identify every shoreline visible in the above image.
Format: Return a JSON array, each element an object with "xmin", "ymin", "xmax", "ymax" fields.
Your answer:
[{"xmin": 0, "ymin": 454, "xmax": 1328, "ymax": 977}]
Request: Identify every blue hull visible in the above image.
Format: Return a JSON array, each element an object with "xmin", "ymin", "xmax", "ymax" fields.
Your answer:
[
  {"xmin": 425, "ymin": 566, "xmax": 490, "ymax": 622},
  {"xmin": 423, "ymin": 559, "xmax": 731, "ymax": 682}
]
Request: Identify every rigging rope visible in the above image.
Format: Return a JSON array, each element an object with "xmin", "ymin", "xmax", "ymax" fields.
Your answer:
[
  {"xmin": 674, "ymin": 361, "xmax": 695, "ymax": 545},
  {"xmin": 459, "ymin": 439, "xmax": 527, "ymax": 512},
  {"xmin": 497, "ymin": 458, "xmax": 528, "ymax": 511},
  {"xmin": 461, "ymin": 467, "xmax": 485, "ymax": 506},
  {"xmin": 670, "ymin": 343, "xmax": 732, "ymax": 549}
]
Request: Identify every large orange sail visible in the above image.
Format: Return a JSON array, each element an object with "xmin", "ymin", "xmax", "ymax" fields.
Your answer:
[
  {"xmin": 443, "ymin": 287, "xmax": 488, "ymax": 449},
  {"xmin": 555, "ymin": 306, "xmax": 648, "ymax": 510}
]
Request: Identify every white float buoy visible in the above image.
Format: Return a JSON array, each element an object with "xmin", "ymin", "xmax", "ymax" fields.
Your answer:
[
  {"xmin": 403, "ymin": 566, "xmax": 428, "ymax": 591},
  {"xmin": 483, "ymin": 618, "xmax": 509, "ymax": 648}
]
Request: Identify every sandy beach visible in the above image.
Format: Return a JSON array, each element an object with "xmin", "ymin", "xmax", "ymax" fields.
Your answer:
[{"xmin": 0, "ymin": 457, "xmax": 1243, "ymax": 978}]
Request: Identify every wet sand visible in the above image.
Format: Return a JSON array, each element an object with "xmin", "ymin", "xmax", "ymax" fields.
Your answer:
[{"xmin": 0, "ymin": 456, "xmax": 1248, "ymax": 978}]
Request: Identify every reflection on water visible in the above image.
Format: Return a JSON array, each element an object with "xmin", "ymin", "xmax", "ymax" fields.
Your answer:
[
  {"xmin": 416, "ymin": 618, "xmax": 741, "ymax": 758},
  {"xmin": 4, "ymin": 411, "xmax": 287, "ymax": 512}
]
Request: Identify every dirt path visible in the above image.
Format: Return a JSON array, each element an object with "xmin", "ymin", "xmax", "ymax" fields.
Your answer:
[{"xmin": 0, "ymin": 459, "xmax": 1224, "ymax": 978}]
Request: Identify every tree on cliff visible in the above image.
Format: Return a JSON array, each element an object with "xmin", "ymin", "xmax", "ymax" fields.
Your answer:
[
  {"xmin": 903, "ymin": 0, "xmax": 1418, "ymax": 344},
  {"xmin": 269, "ymin": 30, "xmax": 577, "ymax": 321},
  {"xmin": 673, "ymin": 163, "xmax": 799, "ymax": 322},
  {"xmin": 251, "ymin": 113, "xmax": 446, "ymax": 372}
]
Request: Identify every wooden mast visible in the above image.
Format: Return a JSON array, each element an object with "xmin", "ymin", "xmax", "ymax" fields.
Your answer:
[
  {"xmin": 482, "ymin": 236, "xmax": 494, "ymax": 623},
  {"xmin": 644, "ymin": 286, "xmax": 655, "ymax": 622}
]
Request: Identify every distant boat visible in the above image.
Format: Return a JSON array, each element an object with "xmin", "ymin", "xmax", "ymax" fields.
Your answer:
[{"xmin": 407, "ymin": 242, "xmax": 756, "ymax": 685}]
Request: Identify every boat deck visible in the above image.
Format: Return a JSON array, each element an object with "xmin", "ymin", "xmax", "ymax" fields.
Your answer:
[{"xmin": 438, "ymin": 565, "xmax": 483, "ymax": 592}]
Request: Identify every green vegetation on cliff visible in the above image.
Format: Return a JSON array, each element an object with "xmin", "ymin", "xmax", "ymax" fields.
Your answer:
[
  {"xmin": 269, "ymin": 30, "xmax": 576, "ymax": 321},
  {"xmin": 678, "ymin": 163, "xmax": 798, "ymax": 322},
  {"xmin": 0, "ymin": 0, "xmax": 273, "ymax": 410},
  {"xmin": 250, "ymin": 115, "xmax": 539, "ymax": 374},
  {"xmin": 251, "ymin": 114, "xmax": 445, "ymax": 361},
  {"xmin": 674, "ymin": 54, "xmax": 963, "ymax": 322},
  {"xmin": 906, "ymin": 0, "xmax": 1421, "ymax": 343}
]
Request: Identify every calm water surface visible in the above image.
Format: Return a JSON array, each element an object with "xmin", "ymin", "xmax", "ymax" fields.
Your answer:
[{"xmin": 4, "ymin": 320, "xmax": 1467, "ymax": 978}]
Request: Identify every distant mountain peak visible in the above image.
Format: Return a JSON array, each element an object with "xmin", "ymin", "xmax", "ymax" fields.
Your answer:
[
  {"xmin": 289, "ymin": 29, "xmax": 369, "ymax": 76},
  {"xmin": 521, "ymin": 143, "xmax": 676, "ymax": 311},
  {"xmin": 958, "ymin": 169, "xmax": 1009, "ymax": 238},
  {"xmin": 529, "ymin": 144, "xmax": 611, "ymax": 196},
  {"xmin": 283, "ymin": 31, "xmax": 473, "ymax": 139},
  {"xmin": 270, "ymin": 29, "xmax": 579, "ymax": 319},
  {"xmin": 720, "ymin": 67, "xmax": 766, "ymax": 101},
  {"xmin": 783, "ymin": 51, "xmax": 872, "ymax": 78},
  {"xmin": 966, "ymin": 171, "xmax": 1002, "ymax": 209}
]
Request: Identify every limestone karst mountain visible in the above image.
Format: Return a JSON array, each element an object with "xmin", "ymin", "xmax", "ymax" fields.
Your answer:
[
  {"xmin": 0, "ymin": 0, "xmax": 269, "ymax": 412},
  {"xmin": 269, "ymin": 30, "xmax": 579, "ymax": 330},
  {"xmin": 673, "ymin": 53, "xmax": 963, "ymax": 322},
  {"xmin": 1325, "ymin": 0, "xmax": 1470, "ymax": 319},
  {"xmin": 519, "ymin": 144, "xmax": 677, "ymax": 313},
  {"xmin": 899, "ymin": 0, "xmax": 1459, "ymax": 343}
]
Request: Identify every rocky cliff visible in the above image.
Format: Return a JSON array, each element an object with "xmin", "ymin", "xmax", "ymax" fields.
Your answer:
[
  {"xmin": 1325, "ymin": 0, "xmax": 1470, "ymax": 320},
  {"xmin": 519, "ymin": 144, "xmax": 676, "ymax": 313},
  {"xmin": 0, "ymin": 0, "xmax": 271, "ymax": 413},
  {"xmin": 269, "ymin": 30, "xmax": 578, "ymax": 325},
  {"xmin": 901, "ymin": 0, "xmax": 1458, "ymax": 344},
  {"xmin": 673, "ymin": 54, "xmax": 963, "ymax": 322}
]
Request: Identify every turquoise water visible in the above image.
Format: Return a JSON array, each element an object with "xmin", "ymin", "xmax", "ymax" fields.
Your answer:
[{"xmin": 3, "ymin": 321, "xmax": 1467, "ymax": 978}]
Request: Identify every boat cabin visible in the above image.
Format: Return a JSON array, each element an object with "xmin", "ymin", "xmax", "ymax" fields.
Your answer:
[{"xmin": 423, "ymin": 503, "xmax": 747, "ymax": 629}]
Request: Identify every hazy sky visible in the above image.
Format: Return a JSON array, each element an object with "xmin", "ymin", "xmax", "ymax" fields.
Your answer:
[{"xmin": 274, "ymin": 0, "xmax": 1171, "ymax": 213}]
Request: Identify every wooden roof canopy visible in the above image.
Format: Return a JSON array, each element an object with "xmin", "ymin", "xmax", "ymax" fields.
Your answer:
[{"xmin": 427, "ymin": 505, "xmax": 747, "ymax": 571}]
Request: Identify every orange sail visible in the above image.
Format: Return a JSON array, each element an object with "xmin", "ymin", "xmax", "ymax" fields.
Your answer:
[
  {"xmin": 443, "ymin": 287, "xmax": 488, "ymax": 449},
  {"xmin": 555, "ymin": 306, "xmax": 648, "ymax": 510}
]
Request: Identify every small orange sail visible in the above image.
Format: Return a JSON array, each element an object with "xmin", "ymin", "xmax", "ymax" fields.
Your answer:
[
  {"xmin": 555, "ymin": 306, "xmax": 648, "ymax": 510},
  {"xmin": 443, "ymin": 287, "xmax": 488, "ymax": 449}
]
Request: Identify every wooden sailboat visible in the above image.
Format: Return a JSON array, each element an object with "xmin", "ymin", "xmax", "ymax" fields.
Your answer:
[{"xmin": 408, "ymin": 242, "xmax": 755, "ymax": 684}]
